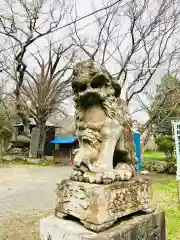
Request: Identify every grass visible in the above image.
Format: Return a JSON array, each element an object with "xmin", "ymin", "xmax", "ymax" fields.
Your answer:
[
  {"xmin": 152, "ymin": 178, "xmax": 180, "ymax": 240},
  {"xmin": 0, "ymin": 159, "xmax": 47, "ymax": 167},
  {"xmin": 0, "ymin": 175, "xmax": 179, "ymax": 239},
  {"xmin": 144, "ymin": 151, "xmax": 165, "ymax": 159}
]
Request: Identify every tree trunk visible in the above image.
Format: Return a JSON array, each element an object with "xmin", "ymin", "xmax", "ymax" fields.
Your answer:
[
  {"xmin": 37, "ymin": 121, "xmax": 46, "ymax": 158},
  {"xmin": 16, "ymin": 99, "xmax": 30, "ymax": 138}
]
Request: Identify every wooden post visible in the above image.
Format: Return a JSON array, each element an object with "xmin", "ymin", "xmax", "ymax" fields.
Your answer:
[{"xmin": 29, "ymin": 127, "xmax": 40, "ymax": 158}]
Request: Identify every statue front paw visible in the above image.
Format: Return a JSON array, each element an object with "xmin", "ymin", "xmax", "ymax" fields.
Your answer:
[
  {"xmin": 74, "ymin": 154, "xmax": 82, "ymax": 167},
  {"xmin": 73, "ymin": 150, "xmax": 91, "ymax": 167},
  {"xmin": 73, "ymin": 146, "xmax": 99, "ymax": 169},
  {"xmin": 115, "ymin": 163, "xmax": 134, "ymax": 181}
]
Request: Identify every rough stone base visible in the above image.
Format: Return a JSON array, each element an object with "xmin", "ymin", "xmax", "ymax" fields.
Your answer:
[
  {"xmin": 40, "ymin": 210, "xmax": 166, "ymax": 240},
  {"xmin": 26, "ymin": 157, "xmax": 40, "ymax": 164},
  {"xmin": 2, "ymin": 154, "xmax": 25, "ymax": 162},
  {"xmin": 55, "ymin": 176, "xmax": 153, "ymax": 232}
]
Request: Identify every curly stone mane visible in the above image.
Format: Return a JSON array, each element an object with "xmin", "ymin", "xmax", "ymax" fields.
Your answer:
[{"xmin": 72, "ymin": 60, "xmax": 136, "ymax": 172}]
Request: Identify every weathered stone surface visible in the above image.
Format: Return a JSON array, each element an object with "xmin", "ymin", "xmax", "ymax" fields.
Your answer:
[
  {"xmin": 55, "ymin": 176, "xmax": 154, "ymax": 232},
  {"xmin": 71, "ymin": 164, "xmax": 135, "ymax": 184},
  {"xmin": 71, "ymin": 59, "xmax": 137, "ymax": 180},
  {"xmin": 167, "ymin": 162, "xmax": 177, "ymax": 174},
  {"xmin": 2, "ymin": 154, "xmax": 25, "ymax": 162},
  {"xmin": 142, "ymin": 159, "xmax": 177, "ymax": 174},
  {"xmin": 26, "ymin": 157, "xmax": 40, "ymax": 164},
  {"xmin": 140, "ymin": 170, "xmax": 149, "ymax": 175},
  {"xmin": 29, "ymin": 127, "xmax": 40, "ymax": 158},
  {"xmin": 40, "ymin": 210, "xmax": 166, "ymax": 239}
]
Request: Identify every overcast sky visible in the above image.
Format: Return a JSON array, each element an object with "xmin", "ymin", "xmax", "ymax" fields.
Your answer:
[{"xmin": 0, "ymin": 0, "xmax": 172, "ymax": 124}]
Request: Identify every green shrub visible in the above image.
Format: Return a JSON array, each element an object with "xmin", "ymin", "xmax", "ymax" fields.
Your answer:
[
  {"xmin": 155, "ymin": 135, "xmax": 175, "ymax": 161},
  {"xmin": 167, "ymin": 162, "xmax": 177, "ymax": 174}
]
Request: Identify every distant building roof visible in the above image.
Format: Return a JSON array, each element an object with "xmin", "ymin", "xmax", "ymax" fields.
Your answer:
[
  {"xmin": 49, "ymin": 137, "xmax": 78, "ymax": 144},
  {"xmin": 55, "ymin": 116, "xmax": 75, "ymax": 128},
  {"xmin": 55, "ymin": 116, "xmax": 75, "ymax": 137}
]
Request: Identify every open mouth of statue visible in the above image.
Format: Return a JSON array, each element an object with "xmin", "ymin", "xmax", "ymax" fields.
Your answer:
[{"xmin": 79, "ymin": 90, "xmax": 103, "ymax": 108}]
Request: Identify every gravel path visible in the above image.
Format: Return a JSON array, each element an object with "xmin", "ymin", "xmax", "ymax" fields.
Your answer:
[{"xmin": 0, "ymin": 165, "xmax": 72, "ymax": 229}]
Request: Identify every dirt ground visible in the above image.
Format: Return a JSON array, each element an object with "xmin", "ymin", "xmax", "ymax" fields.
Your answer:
[
  {"xmin": 0, "ymin": 210, "xmax": 53, "ymax": 240},
  {"xmin": 0, "ymin": 165, "xmax": 177, "ymax": 240},
  {"xmin": 0, "ymin": 164, "xmax": 72, "ymax": 240}
]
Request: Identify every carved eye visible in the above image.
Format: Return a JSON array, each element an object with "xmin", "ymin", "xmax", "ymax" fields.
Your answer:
[
  {"xmin": 72, "ymin": 82, "xmax": 87, "ymax": 93},
  {"xmin": 78, "ymin": 83, "xmax": 87, "ymax": 92},
  {"xmin": 91, "ymin": 74, "xmax": 106, "ymax": 88}
]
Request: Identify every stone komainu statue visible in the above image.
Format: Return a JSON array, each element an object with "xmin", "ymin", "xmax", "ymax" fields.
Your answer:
[
  {"xmin": 71, "ymin": 60, "xmax": 137, "ymax": 183},
  {"xmin": 53, "ymin": 60, "xmax": 154, "ymax": 233}
]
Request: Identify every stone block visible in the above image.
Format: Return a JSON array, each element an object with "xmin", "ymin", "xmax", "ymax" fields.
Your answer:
[
  {"xmin": 26, "ymin": 158, "xmax": 40, "ymax": 164},
  {"xmin": 29, "ymin": 127, "xmax": 40, "ymax": 158},
  {"xmin": 2, "ymin": 155, "xmax": 14, "ymax": 161},
  {"xmin": 167, "ymin": 162, "xmax": 177, "ymax": 174},
  {"xmin": 2, "ymin": 154, "xmax": 25, "ymax": 162},
  {"xmin": 55, "ymin": 176, "xmax": 153, "ymax": 232},
  {"xmin": 40, "ymin": 210, "xmax": 166, "ymax": 240},
  {"xmin": 154, "ymin": 161, "xmax": 168, "ymax": 173}
]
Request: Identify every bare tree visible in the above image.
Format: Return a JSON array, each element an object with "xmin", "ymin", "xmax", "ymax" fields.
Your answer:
[
  {"xmin": 19, "ymin": 43, "xmax": 75, "ymax": 157},
  {"xmin": 71, "ymin": 0, "xmax": 180, "ymax": 105},
  {"xmin": 0, "ymin": 0, "xmax": 72, "ymax": 137},
  {"xmin": 0, "ymin": 86, "xmax": 15, "ymax": 157},
  {"xmin": 133, "ymin": 74, "xmax": 180, "ymax": 150}
]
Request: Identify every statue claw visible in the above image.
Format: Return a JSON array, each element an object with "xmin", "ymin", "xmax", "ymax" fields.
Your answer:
[{"xmin": 74, "ymin": 156, "xmax": 82, "ymax": 167}]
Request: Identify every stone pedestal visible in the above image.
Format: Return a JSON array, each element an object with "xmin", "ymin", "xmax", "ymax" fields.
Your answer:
[
  {"xmin": 55, "ymin": 176, "xmax": 153, "ymax": 232},
  {"xmin": 29, "ymin": 127, "xmax": 40, "ymax": 158},
  {"xmin": 40, "ymin": 210, "xmax": 166, "ymax": 240},
  {"xmin": 26, "ymin": 157, "xmax": 40, "ymax": 164}
]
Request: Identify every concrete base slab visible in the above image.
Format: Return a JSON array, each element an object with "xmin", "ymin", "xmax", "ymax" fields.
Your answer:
[
  {"xmin": 40, "ymin": 210, "xmax": 166, "ymax": 240},
  {"xmin": 26, "ymin": 158, "xmax": 40, "ymax": 164},
  {"xmin": 40, "ymin": 215, "xmax": 97, "ymax": 240}
]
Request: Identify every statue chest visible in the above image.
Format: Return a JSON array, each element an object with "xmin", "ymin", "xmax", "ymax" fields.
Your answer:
[{"xmin": 84, "ymin": 106, "xmax": 106, "ymax": 124}]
